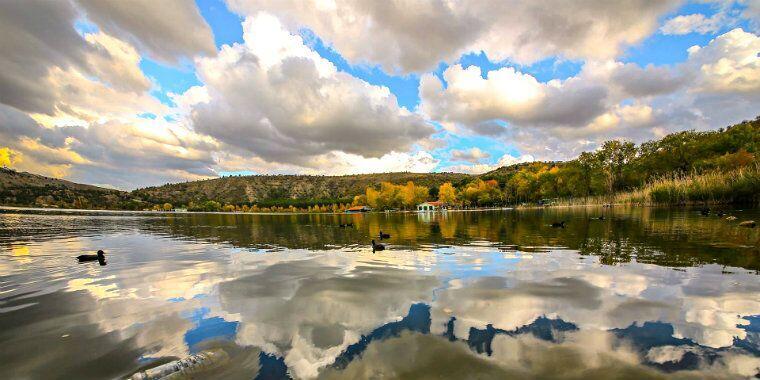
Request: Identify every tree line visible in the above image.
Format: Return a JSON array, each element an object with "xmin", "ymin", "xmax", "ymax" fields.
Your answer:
[
  {"xmin": 134, "ymin": 116, "xmax": 760, "ymax": 211},
  {"xmin": 4, "ymin": 117, "xmax": 757, "ymax": 211},
  {"xmin": 347, "ymin": 117, "xmax": 758, "ymax": 209},
  {"xmin": 481, "ymin": 117, "xmax": 758, "ymax": 204}
]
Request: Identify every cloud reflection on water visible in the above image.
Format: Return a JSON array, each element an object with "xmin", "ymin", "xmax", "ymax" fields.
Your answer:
[{"xmin": 0, "ymin": 209, "xmax": 758, "ymax": 378}]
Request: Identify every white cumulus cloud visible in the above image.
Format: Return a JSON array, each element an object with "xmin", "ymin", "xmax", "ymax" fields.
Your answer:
[
  {"xmin": 227, "ymin": 0, "xmax": 680, "ymax": 73},
  {"xmin": 420, "ymin": 27, "xmax": 760, "ymax": 161},
  {"xmin": 450, "ymin": 148, "xmax": 490, "ymax": 163},
  {"xmin": 660, "ymin": 13, "xmax": 722, "ymax": 35},
  {"xmin": 440, "ymin": 153, "xmax": 534, "ymax": 174},
  {"xmin": 188, "ymin": 12, "xmax": 434, "ymax": 167}
]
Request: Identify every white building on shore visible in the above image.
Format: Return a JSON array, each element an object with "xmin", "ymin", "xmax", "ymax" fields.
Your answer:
[{"xmin": 416, "ymin": 201, "xmax": 445, "ymax": 212}]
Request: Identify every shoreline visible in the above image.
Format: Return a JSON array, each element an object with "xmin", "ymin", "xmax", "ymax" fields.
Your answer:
[
  {"xmin": 517, "ymin": 199, "xmax": 759, "ymax": 210},
  {"xmin": 1, "ymin": 202, "xmax": 752, "ymax": 217},
  {"xmin": 0, "ymin": 205, "xmax": 513, "ymax": 216}
]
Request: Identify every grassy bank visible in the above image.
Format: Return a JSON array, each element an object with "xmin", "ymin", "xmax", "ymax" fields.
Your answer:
[
  {"xmin": 548, "ymin": 164, "xmax": 760, "ymax": 207},
  {"xmin": 645, "ymin": 164, "xmax": 759, "ymax": 205}
]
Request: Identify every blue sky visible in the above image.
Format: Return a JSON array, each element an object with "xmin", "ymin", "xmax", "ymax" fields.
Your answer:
[
  {"xmin": 142, "ymin": 0, "xmax": 735, "ymax": 111},
  {"xmin": 132, "ymin": 0, "xmax": 754, "ymax": 177}
]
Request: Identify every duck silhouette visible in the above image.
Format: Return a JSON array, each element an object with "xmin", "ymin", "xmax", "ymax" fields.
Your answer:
[
  {"xmin": 371, "ymin": 240, "xmax": 385, "ymax": 252},
  {"xmin": 550, "ymin": 221, "xmax": 566, "ymax": 228},
  {"xmin": 77, "ymin": 250, "xmax": 106, "ymax": 266},
  {"xmin": 699, "ymin": 208, "xmax": 710, "ymax": 216},
  {"xmin": 378, "ymin": 231, "xmax": 391, "ymax": 239}
]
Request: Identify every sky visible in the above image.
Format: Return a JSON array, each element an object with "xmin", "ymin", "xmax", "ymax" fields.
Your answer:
[{"xmin": 0, "ymin": 0, "xmax": 758, "ymax": 190}]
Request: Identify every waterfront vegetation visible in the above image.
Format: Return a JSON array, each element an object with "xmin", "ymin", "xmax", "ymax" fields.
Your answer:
[
  {"xmin": 546, "ymin": 164, "xmax": 760, "ymax": 207},
  {"xmin": 1, "ymin": 117, "xmax": 758, "ymax": 211},
  {"xmin": 357, "ymin": 117, "xmax": 759, "ymax": 210},
  {"xmin": 627, "ymin": 164, "xmax": 760, "ymax": 205}
]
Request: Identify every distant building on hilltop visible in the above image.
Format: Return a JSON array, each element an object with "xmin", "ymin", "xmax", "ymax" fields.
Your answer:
[{"xmin": 417, "ymin": 201, "xmax": 445, "ymax": 212}]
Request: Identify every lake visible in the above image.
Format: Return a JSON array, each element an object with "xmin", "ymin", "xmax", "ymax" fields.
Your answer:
[{"xmin": 1, "ymin": 207, "xmax": 759, "ymax": 379}]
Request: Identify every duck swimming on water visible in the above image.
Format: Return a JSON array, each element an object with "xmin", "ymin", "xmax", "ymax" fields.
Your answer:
[
  {"xmin": 77, "ymin": 250, "xmax": 106, "ymax": 265},
  {"xmin": 550, "ymin": 221, "xmax": 566, "ymax": 228},
  {"xmin": 371, "ymin": 240, "xmax": 385, "ymax": 252},
  {"xmin": 378, "ymin": 231, "xmax": 390, "ymax": 239}
]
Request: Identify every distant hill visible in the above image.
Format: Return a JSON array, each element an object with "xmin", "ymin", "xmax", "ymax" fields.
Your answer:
[
  {"xmin": 0, "ymin": 167, "xmax": 126, "ymax": 209},
  {"xmin": 0, "ymin": 168, "xmax": 472, "ymax": 210},
  {"xmin": 2, "ymin": 116, "xmax": 757, "ymax": 210},
  {"xmin": 131, "ymin": 172, "xmax": 472, "ymax": 206}
]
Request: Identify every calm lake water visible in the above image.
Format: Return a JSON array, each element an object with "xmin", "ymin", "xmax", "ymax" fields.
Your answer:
[{"xmin": 1, "ymin": 207, "xmax": 759, "ymax": 379}]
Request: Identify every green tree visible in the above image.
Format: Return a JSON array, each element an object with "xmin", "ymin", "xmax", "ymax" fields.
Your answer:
[
  {"xmin": 196, "ymin": 200, "xmax": 221, "ymax": 212},
  {"xmin": 596, "ymin": 140, "xmax": 636, "ymax": 194}
]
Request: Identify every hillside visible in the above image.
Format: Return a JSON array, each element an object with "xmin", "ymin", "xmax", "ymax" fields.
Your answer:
[
  {"xmin": 0, "ymin": 168, "xmax": 126, "ymax": 209},
  {"xmin": 131, "ymin": 172, "xmax": 472, "ymax": 207},
  {"xmin": 0, "ymin": 168, "xmax": 472, "ymax": 210},
  {"xmin": 1, "ymin": 117, "xmax": 757, "ymax": 211}
]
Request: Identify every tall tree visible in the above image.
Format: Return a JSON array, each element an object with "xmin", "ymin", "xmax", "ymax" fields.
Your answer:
[{"xmin": 596, "ymin": 140, "xmax": 636, "ymax": 194}]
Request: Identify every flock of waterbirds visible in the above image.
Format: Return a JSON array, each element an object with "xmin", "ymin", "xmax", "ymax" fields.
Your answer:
[
  {"xmin": 74, "ymin": 208, "xmax": 755, "ymax": 264},
  {"xmin": 76, "ymin": 225, "xmax": 394, "ymax": 263},
  {"xmin": 548, "ymin": 208, "xmax": 756, "ymax": 229},
  {"xmin": 700, "ymin": 208, "xmax": 756, "ymax": 227}
]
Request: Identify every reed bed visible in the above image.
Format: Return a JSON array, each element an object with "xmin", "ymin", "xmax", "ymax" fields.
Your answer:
[
  {"xmin": 546, "ymin": 164, "xmax": 760, "ymax": 207},
  {"xmin": 645, "ymin": 164, "xmax": 760, "ymax": 205}
]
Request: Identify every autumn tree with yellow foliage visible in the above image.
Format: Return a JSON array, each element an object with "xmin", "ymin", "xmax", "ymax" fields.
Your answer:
[
  {"xmin": 361, "ymin": 181, "xmax": 429, "ymax": 210},
  {"xmin": 438, "ymin": 182, "xmax": 459, "ymax": 205},
  {"xmin": 401, "ymin": 181, "xmax": 428, "ymax": 209},
  {"xmin": 0, "ymin": 147, "xmax": 18, "ymax": 168},
  {"xmin": 461, "ymin": 179, "xmax": 502, "ymax": 206}
]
